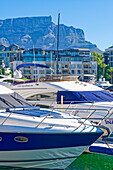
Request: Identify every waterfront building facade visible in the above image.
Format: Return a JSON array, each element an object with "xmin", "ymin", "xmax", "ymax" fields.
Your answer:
[
  {"xmin": 21, "ymin": 48, "xmax": 97, "ymax": 81},
  {"xmin": 0, "ymin": 44, "xmax": 24, "ymax": 68},
  {"xmin": 0, "ymin": 44, "xmax": 97, "ymax": 81},
  {"xmin": 104, "ymin": 46, "xmax": 113, "ymax": 67}
]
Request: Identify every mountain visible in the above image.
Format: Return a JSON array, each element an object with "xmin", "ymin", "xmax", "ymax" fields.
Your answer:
[{"xmin": 0, "ymin": 16, "xmax": 102, "ymax": 53}]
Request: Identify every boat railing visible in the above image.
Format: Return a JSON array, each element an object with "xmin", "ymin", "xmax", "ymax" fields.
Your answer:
[
  {"xmin": 0, "ymin": 106, "xmax": 40, "ymax": 125},
  {"xmin": 0, "ymin": 105, "xmax": 113, "ymax": 130},
  {"xmin": 1, "ymin": 107, "xmax": 16, "ymax": 125},
  {"xmin": 52, "ymin": 104, "xmax": 113, "ymax": 128},
  {"xmin": 36, "ymin": 107, "xmax": 55, "ymax": 128},
  {"xmin": 34, "ymin": 106, "xmax": 113, "ymax": 130}
]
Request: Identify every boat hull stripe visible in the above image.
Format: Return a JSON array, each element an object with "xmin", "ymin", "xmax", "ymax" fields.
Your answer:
[{"xmin": 0, "ymin": 131, "xmax": 102, "ymax": 151}]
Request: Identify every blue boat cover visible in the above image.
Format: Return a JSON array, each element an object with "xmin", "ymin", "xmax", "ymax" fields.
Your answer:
[
  {"xmin": 17, "ymin": 63, "xmax": 50, "ymax": 70},
  {"xmin": 57, "ymin": 90, "xmax": 113, "ymax": 104}
]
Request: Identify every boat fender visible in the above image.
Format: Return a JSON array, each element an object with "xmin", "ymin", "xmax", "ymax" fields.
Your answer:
[{"xmin": 98, "ymin": 125, "xmax": 110, "ymax": 138}]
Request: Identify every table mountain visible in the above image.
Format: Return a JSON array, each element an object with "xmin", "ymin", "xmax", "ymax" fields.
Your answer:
[{"xmin": 0, "ymin": 16, "xmax": 102, "ymax": 53}]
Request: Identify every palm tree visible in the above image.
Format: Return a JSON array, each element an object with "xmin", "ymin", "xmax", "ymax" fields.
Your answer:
[
  {"xmin": 102, "ymin": 63, "xmax": 107, "ymax": 77},
  {"xmin": 100, "ymin": 63, "xmax": 107, "ymax": 78}
]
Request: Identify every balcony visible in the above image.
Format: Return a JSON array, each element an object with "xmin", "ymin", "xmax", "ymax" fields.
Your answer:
[
  {"xmin": 62, "ymin": 70, "xmax": 70, "ymax": 74},
  {"xmin": 83, "ymin": 72, "xmax": 91, "ymax": 74},
  {"xmin": 83, "ymin": 66, "xmax": 92, "ymax": 69},
  {"xmin": 82, "ymin": 61, "xmax": 91, "ymax": 63}
]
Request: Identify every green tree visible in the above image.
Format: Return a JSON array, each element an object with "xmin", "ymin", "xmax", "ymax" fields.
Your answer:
[
  {"xmin": 10, "ymin": 70, "xmax": 13, "ymax": 77},
  {"xmin": 109, "ymin": 67, "xmax": 113, "ymax": 84},
  {"xmin": 101, "ymin": 62, "xmax": 107, "ymax": 78},
  {"xmin": 92, "ymin": 51, "xmax": 113, "ymax": 83},
  {"xmin": 104, "ymin": 66, "xmax": 111, "ymax": 81},
  {"xmin": 92, "ymin": 52, "xmax": 108, "ymax": 80},
  {"xmin": 1, "ymin": 68, "xmax": 5, "ymax": 75}
]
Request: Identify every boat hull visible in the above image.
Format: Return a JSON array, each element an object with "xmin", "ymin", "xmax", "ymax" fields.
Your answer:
[
  {"xmin": 0, "ymin": 131, "xmax": 103, "ymax": 169},
  {"xmin": 0, "ymin": 146, "xmax": 89, "ymax": 169}
]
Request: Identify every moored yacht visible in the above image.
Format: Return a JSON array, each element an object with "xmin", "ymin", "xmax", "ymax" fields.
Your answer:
[
  {"xmin": 16, "ymin": 78, "xmax": 113, "ymax": 155},
  {"xmin": 37, "ymin": 80, "xmax": 113, "ymax": 155},
  {"xmin": 0, "ymin": 84, "xmax": 103, "ymax": 169},
  {"xmin": 95, "ymin": 77, "xmax": 112, "ymax": 89}
]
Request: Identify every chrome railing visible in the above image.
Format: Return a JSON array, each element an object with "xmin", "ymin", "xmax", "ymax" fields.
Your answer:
[{"xmin": 0, "ymin": 104, "xmax": 113, "ymax": 130}]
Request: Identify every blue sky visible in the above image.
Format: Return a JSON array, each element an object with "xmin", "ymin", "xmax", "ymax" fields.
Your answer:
[{"xmin": 0, "ymin": 0, "xmax": 113, "ymax": 51}]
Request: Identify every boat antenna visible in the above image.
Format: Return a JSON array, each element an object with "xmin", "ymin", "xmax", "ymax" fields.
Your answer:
[{"xmin": 56, "ymin": 13, "xmax": 60, "ymax": 75}]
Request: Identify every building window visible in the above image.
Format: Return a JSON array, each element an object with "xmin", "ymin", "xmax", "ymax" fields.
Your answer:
[
  {"xmin": 72, "ymin": 70, "xmax": 75, "ymax": 74},
  {"xmin": 84, "ymin": 70, "xmax": 90, "ymax": 74},
  {"xmin": 92, "ymin": 65, "xmax": 96, "ymax": 69},
  {"xmin": 71, "ymin": 64, "xmax": 75, "ymax": 69},
  {"xmin": 62, "ymin": 65, "xmax": 69, "ymax": 69},
  {"xmin": 39, "ymin": 70, "xmax": 44, "ymax": 74},
  {"xmin": 58, "ymin": 65, "xmax": 62, "ymax": 69},
  {"xmin": 77, "ymin": 70, "xmax": 81, "ymax": 74},
  {"xmin": 46, "ymin": 69, "xmax": 51, "ymax": 74},
  {"xmin": 77, "ymin": 64, "xmax": 82, "ymax": 69}
]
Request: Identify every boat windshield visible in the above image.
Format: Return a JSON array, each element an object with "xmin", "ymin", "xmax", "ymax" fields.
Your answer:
[
  {"xmin": 57, "ymin": 90, "xmax": 113, "ymax": 104},
  {"xmin": 0, "ymin": 92, "xmax": 31, "ymax": 109}
]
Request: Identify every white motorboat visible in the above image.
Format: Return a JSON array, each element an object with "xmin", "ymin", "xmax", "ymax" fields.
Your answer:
[
  {"xmin": 0, "ymin": 85, "xmax": 103, "ymax": 169},
  {"xmin": 95, "ymin": 77, "xmax": 112, "ymax": 89},
  {"xmin": 18, "ymin": 78, "xmax": 113, "ymax": 155}
]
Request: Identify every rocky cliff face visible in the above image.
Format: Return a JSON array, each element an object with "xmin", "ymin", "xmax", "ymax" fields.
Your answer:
[{"xmin": 0, "ymin": 16, "xmax": 101, "ymax": 53}]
